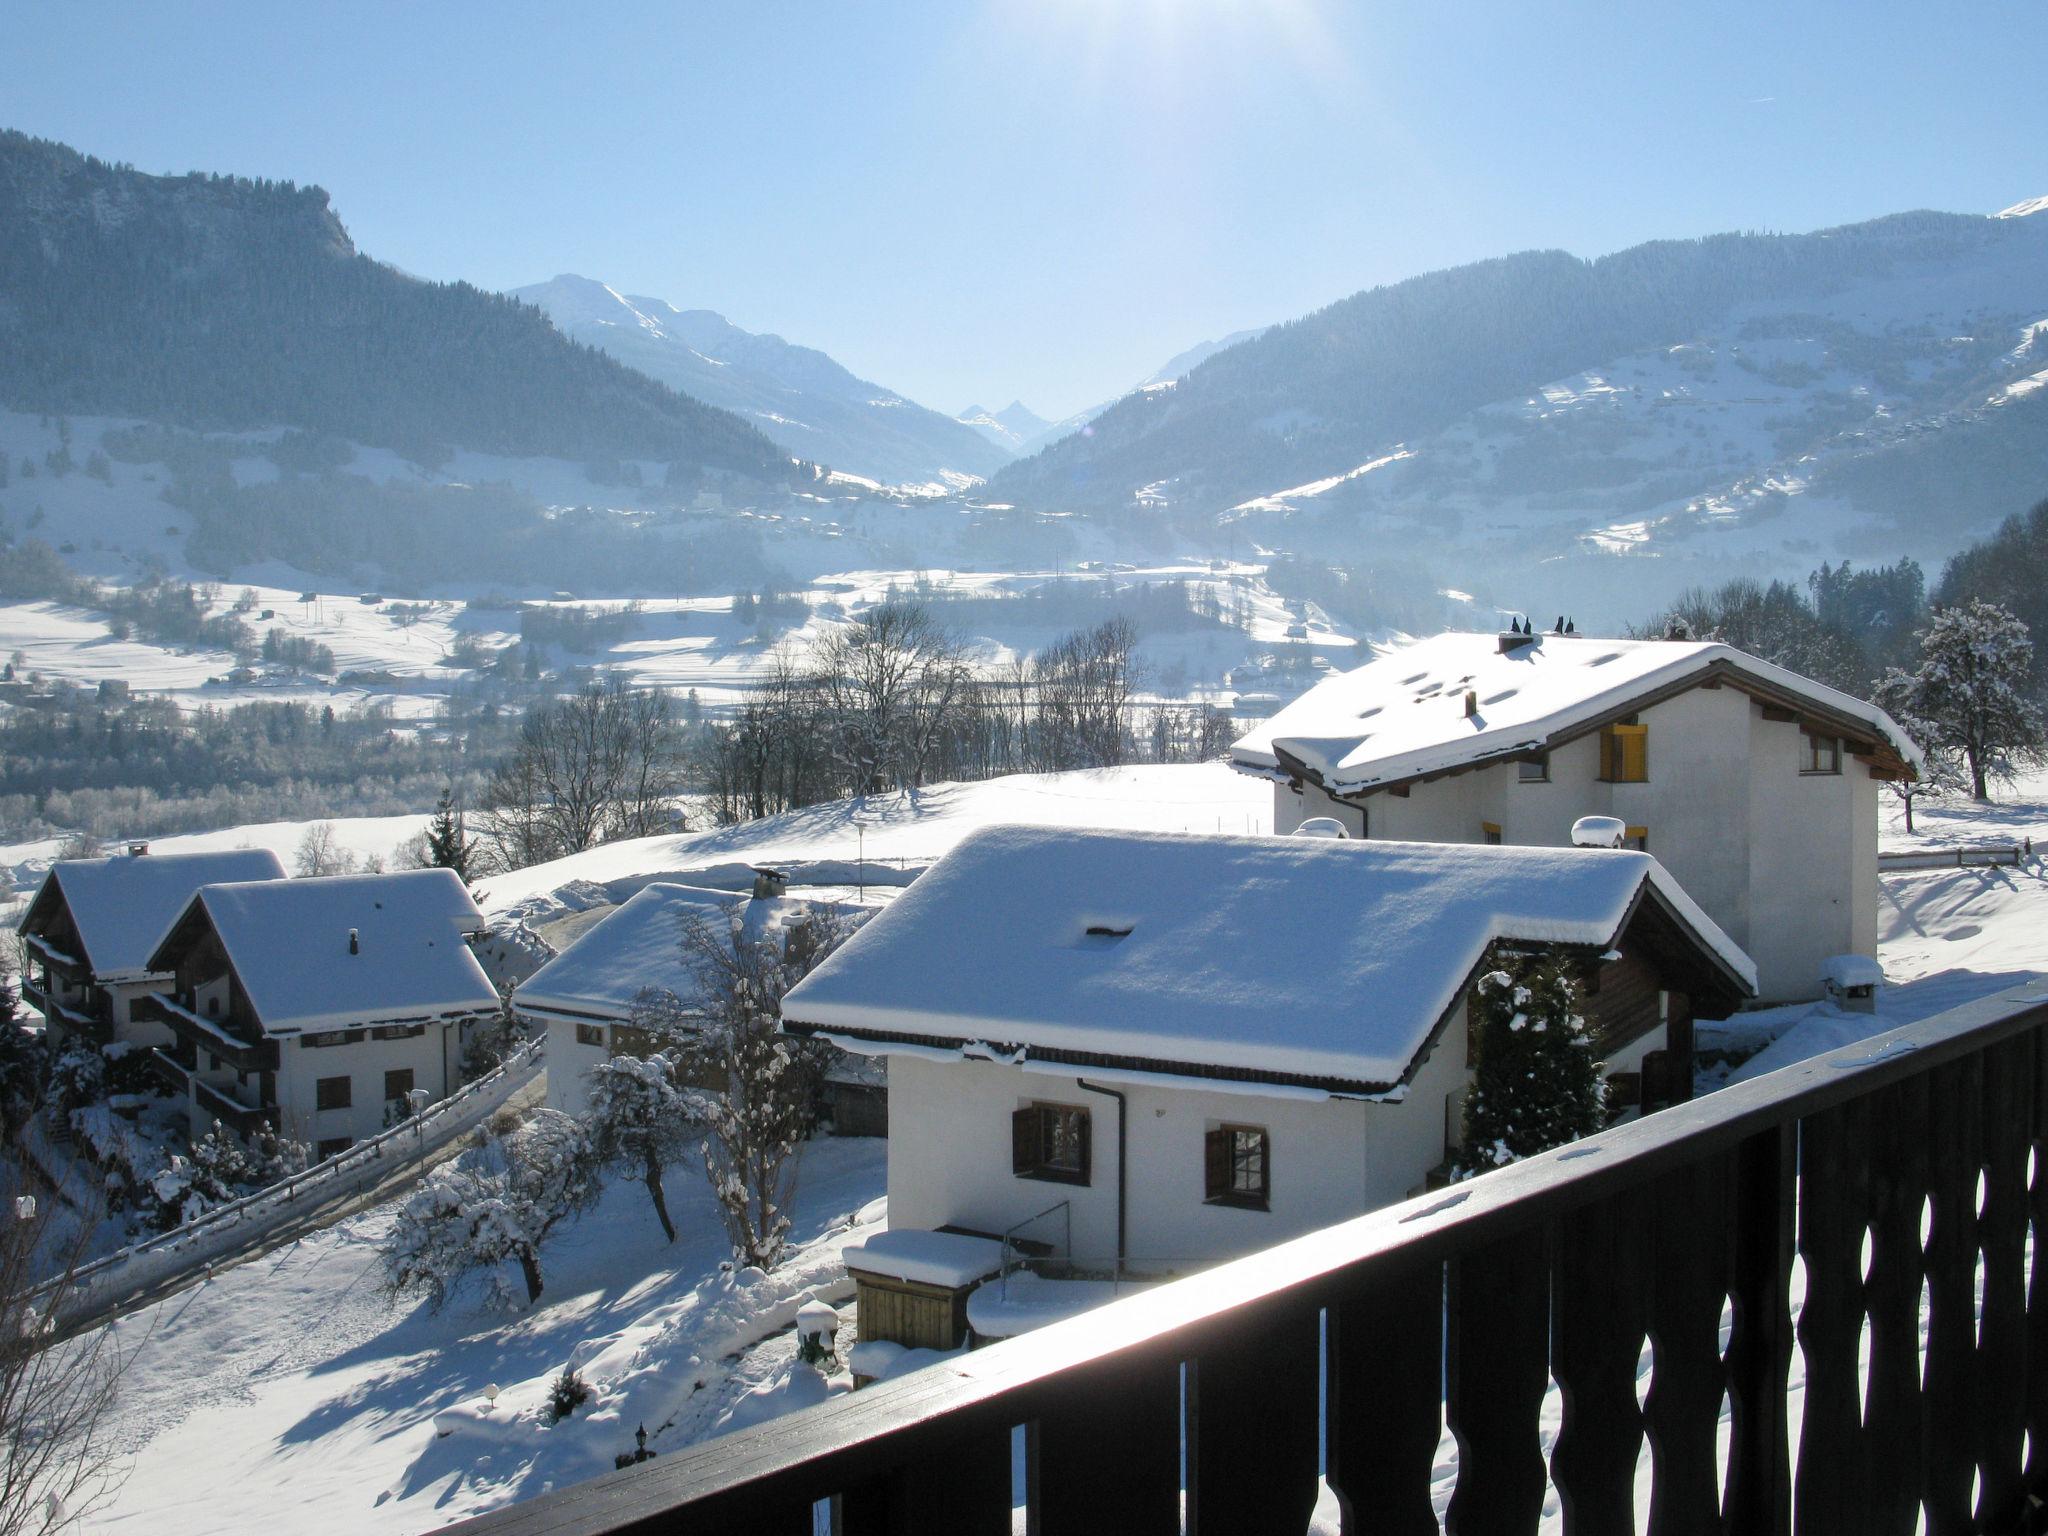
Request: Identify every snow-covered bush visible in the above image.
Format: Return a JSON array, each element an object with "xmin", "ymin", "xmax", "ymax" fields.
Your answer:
[
  {"xmin": 382, "ymin": 1108, "xmax": 598, "ymax": 1308},
  {"xmin": 545, "ymin": 1369, "xmax": 591, "ymax": 1424},
  {"xmin": 460, "ymin": 1009, "xmax": 528, "ymax": 1083},
  {"xmin": 581, "ymin": 1052, "xmax": 696, "ymax": 1242},
  {"xmin": 1454, "ymin": 954, "xmax": 1607, "ymax": 1178},
  {"xmin": 45, "ymin": 1039, "xmax": 108, "ymax": 1123}
]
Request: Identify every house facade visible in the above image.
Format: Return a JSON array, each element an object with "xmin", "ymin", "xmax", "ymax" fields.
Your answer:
[
  {"xmin": 141, "ymin": 868, "xmax": 501, "ymax": 1157},
  {"xmin": 17, "ymin": 847, "xmax": 287, "ymax": 1052},
  {"xmin": 782, "ymin": 825, "xmax": 1753, "ymax": 1295},
  {"xmin": 1231, "ymin": 628, "xmax": 1922, "ymax": 1003},
  {"xmin": 520, "ymin": 878, "xmax": 882, "ymax": 1130}
]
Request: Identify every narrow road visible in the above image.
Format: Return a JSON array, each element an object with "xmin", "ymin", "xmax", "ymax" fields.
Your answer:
[{"xmin": 57, "ymin": 1071, "xmax": 546, "ymax": 1339}]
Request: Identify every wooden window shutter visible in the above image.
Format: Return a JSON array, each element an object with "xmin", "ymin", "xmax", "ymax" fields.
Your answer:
[
  {"xmin": 1011, "ymin": 1106, "xmax": 1040, "ymax": 1174},
  {"xmin": 1204, "ymin": 1127, "xmax": 1230, "ymax": 1201}
]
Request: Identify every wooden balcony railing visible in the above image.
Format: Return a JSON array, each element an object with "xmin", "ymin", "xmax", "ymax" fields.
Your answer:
[{"xmin": 446, "ymin": 978, "xmax": 2048, "ymax": 1536}]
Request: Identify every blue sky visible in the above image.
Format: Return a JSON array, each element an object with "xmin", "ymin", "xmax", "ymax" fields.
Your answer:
[{"xmin": 8, "ymin": 1, "xmax": 2043, "ymax": 419}]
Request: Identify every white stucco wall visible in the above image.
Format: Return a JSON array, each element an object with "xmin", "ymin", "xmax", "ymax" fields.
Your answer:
[
  {"xmin": 1269, "ymin": 682, "xmax": 1879, "ymax": 1003},
  {"xmin": 540, "ymin": 1015, "xmax": 613, "ymax": 1116},
  {"xmin": 884, "ymin": 1004, "xmax": 1472, "ymax": 1274},
  {"xmin": 273, "ymin": 1023, "xmax": 459, "ymax": 1148}
]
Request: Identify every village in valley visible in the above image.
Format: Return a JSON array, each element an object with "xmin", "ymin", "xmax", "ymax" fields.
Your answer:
[{"xmin": 5, "ymin": 7, "xmax": 2048, "ymax": 1533}]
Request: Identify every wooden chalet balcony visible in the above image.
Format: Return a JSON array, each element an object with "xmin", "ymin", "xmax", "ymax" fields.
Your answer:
[
  {"xmin": 191, "ymin": 1076, "xmax": 279, "ymax": 1139},
  {"xmin": 21, "ymin": 972, "xmax": 110, "ymax": 1042},
  {"xmin": 445, "ymin": 978, "xmax": 2048, "ymax": 1536},
  {"xmin": 139, "ymin": 994, "xmax": 279, "ymax": 1074}
]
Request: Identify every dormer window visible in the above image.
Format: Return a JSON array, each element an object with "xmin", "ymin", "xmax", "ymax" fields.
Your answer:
[{"xmin": 1802, "ymin": 733, "xmax": 1842, "ymax": 775}]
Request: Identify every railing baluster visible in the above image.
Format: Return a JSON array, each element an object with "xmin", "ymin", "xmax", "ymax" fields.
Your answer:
[
  {"xmin": 2029, "ymin": 1026, "xmax": 2048, "ymax": 1488},
  {"xmin": 1027, "ymin": 1348, "xmax": 1180, "ymax": 1536},
  {"xmin": 1550, "ymin": 1191, "xmax": 1648, "ymax": 1534},
  {"xmin": 837, "ymin": 1421, "xmax": 1010, "ymax": 1536},
  {"xmin": 1861, "ymin": 1075, "xmax": 1929, "ymax": 1535},
  {"xmin": 1794, "ymin": 1097, "xmax": 1873, "ymax": 1534},
  {"xmin": 1922, "ymin": 1053, "xmax": 1985, "ymax": 1535},
  {"xmin": 1446, "ymin": 1224, "xmax": 1551, "ymax": 1536},
  {"xmin": 1186, "ymin": 1299, "xmax": 1322, "ymax": 1536},
  {"xmin": 1326, "ymin": 1253, "xmax": 1443, "ymax": 1536},
  {"xmin": 1976, "ymin": 1034, "xmax": 2032, "ymax": 1520},
  {"xmin": 1644, "ymin": 1156, "xmax": 1730, "ymax": 1536},
  {"xmin": 1723, "ymin": 1122, "xmax": 1795, "ymax": 1536}
]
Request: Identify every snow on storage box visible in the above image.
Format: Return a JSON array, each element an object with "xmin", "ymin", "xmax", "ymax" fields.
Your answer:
[
  {"xmin": 25, "ymin": 848, "xmax": 286, "ymax": 980},
  {"xmin": 784, "ymin": 825, "xmax": 1755, "ymax": 1091},
  {"xmin": 841, "ymin": 1229, "xmax": 1004, "ymax": 1289},
  {"xmin": 1230, "ymin": 631, "xmax": 1923, "ymax": 794}
]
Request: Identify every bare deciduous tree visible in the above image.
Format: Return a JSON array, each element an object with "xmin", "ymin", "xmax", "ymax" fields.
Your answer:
[
  {"xmin": 0, "ymin": 1171, "xmax": 132, "ymax": 1534},
  {"xmin": 292, "ymin": 821, "xmax": 356, "ymax": 877}
]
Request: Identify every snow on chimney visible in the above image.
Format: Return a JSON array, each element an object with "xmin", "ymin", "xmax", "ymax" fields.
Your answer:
[
  {"xmin": 1497, "ymin": 616, "xmax": 1538, "ymax": 654},
  {"xmin": 348, "ymin": 927, "xmax": 360, "ymax": 955},
  {"xmin": 1571, "ymin": 816, "xmax": 1627, "ymax": 849},
  {"xmin": 752, "ymin": 866, "xmax": 788, "ymax": 900}
]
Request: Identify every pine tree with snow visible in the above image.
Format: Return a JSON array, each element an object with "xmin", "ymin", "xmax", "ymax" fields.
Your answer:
[
  {"xmin": 1454, "ymin": 953, "xmax": 1607, "ymax": 1179},
  {"xmin": 1875, "ymin": 600, "xmax": 2047, "ymax": 801},
  {"xmin": 582, "ymin": 1052, "xmax": 695, "ymax": 1242},
  {"xmin": 424, "ymin": 787, "xmax": 473, "ymax": 882}
]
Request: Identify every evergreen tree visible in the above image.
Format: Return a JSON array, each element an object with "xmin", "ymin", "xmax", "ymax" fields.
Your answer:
[
  {"xmin": 1874, "ymin": 600, "xmax": 2047, "ymax": 800},
  {"xmin": 1455, "ymin": 953, "xmax": 1607, "ymax": 1178},
  {"xmin": 424, "ymin": 787, "xmax": 472, "ymax": 881}
]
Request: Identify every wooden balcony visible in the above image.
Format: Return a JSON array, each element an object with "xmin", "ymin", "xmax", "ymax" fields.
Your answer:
[
  {"xmin": 191, "ymin": 1077, "xmax": 280, "ymax": 1139},
  {"xmin": 21, "ymin": 973, "xmax": 110, "ymax": 1042},
  {"xmin": 440, "ymin": 978, "xmax": 2048, "ymax": 1536},
  {"xmin": 139, "ymin": 994, "xmax": 278, "ymax": 1074}
]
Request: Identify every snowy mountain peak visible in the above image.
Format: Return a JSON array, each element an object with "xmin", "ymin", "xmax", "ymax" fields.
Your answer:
[{"xmin": 1994, "ymin": 195, "xmax": 2048, "ymax": 220}]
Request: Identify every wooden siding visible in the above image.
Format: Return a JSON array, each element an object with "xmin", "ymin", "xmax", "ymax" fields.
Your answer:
[
  {"xmin": 1583, "ymin": 951, "xmax": 1666, "ymax": 1055},
  {"xmin": 852, "ymin": 1272, "xmax": 978, "ymax": 1354}
]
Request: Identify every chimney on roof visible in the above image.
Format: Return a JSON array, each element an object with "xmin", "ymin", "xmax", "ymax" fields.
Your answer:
[
  {"xmin": 127, "ymin": 841, "xmax": 148, "ymax": 857},
  {"xmin": 1497, "ymin": 618, "xmax": 1538, "ymax": 654},
  {"xmin": 752, "ymin": 867, "xmax": 788, "ymax": 900},
  {"xmin": 1463, "ymin": 689, "xmax": 1478, "ymax": 718},
  {"xmin": 348, "ymin": 928, "xmax": 360, "ymax": 956},
  {"xmin": 1571, "ymin": 816, "xmax": 1628, "ymax": 850}
]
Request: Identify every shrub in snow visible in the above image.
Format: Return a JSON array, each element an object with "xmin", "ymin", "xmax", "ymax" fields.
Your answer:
[
  {"xmin": 461, "ymin": 1009, "xmax": 528, "ymax": 1083},
  {"xmin": 795, "ymin": 1297, "xmax": 839, "ymax": 1368},
  {"xmin": 545, "ymin": 1368, "xmax": 591, "ymax": 1424},
  {"xmin": 1454, "ymin": 954, "xmax": 1607, "ymax": 1179},
  {"xmin": 0, "ymin": 973, "xmax": 35, "ymax": 1140},
  {"xmin": 46, "ymin": 1040, "xmax": 107, "ymax": 1124},
  {"xmin": 581, "ymin": 1051, "xmax": 696, "ymax": 1243},
  {"xmin": 670, "ymin": 910, "xmax": 847, "ymax": 1271},
  {"xmin": 382, "ymin": 1108, "xmax": 598, "ymax": 1308},
  {"xmin": 1874, "ymin": 599, "xmax": 2046, "ymax": 801}
]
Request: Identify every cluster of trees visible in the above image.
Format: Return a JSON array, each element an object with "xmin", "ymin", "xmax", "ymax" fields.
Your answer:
[
  {"xmin": 0, "ymin": 692, "xmax": 502, "ymax": 842},
  {"xmin": 382, "ymin": 908, "xmax": 847, "ymax": 1306}
]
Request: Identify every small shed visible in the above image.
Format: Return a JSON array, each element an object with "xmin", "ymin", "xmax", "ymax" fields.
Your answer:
[{"xmin": 841, "ymin": 1229, "xmax": 1004, "ymax": 1369}]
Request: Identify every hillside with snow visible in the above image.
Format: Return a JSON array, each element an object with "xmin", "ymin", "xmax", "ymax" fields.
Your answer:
[
  {"xmin": 511, "ymin": 276, "xmax": 1007, "ymax": 486},
  {"xmin": 993, "ymin": 203, "xmax": 2048, "ymax": 618}
]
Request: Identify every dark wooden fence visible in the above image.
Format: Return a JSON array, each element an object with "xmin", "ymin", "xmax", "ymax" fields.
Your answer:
[{"xmin": 450, "ymin": 978, "xmax": 2048, "ymax": 1536}]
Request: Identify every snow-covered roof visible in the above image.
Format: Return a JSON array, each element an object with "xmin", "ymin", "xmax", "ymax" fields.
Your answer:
[
  {"xmin": 1231, "ymin": 630, "xmax": 1923, "ymax": 795},
  {"xmin": 783, "ymin": 825, "xmax": 1755, "ymax": 1091},
  {"xmin": 151, "ymin": 868, "xmax": 499, "ymax": 1034},
  {"xmin": 24, "ymin": 849, "xmax": 287, "ymax": 981},
  {"xmin": 514, "ymin": 883, "xmax": 864, "ymax": 1023}
]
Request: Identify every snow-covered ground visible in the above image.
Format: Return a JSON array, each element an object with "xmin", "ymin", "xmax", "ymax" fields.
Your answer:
[{"xmin": 89, "ymin": 1137, "xmax": 886, "ymax": 1535}]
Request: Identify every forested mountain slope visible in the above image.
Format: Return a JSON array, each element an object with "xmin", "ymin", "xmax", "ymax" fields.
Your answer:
[
  {"xmin": 0, "ymin": 132, "xmax": 794, "ymax": 479},
  {"xmin": 512, "ymin": 275, "xmax": 1005, "ymax": 484}
]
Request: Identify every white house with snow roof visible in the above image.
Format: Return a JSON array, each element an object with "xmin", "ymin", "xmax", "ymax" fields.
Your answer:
[
  {"xmin": 519, "ymin": 878, "xmax": 883, "ymax": 1129},
  {"xmin": 140, "ymin": 868, "xmax": 501, "ymax": 1156},
  {"xmin": 17, "ymin": 846, "xmax": 287, "ymax": 1051},
  {"xmin": 1230, "ymin": 627, "xmax": 1923, "ymax": 1003},
  {"xmin": 782, "ymin": 825, "xmax": 1753, "ymax": 1310}
]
